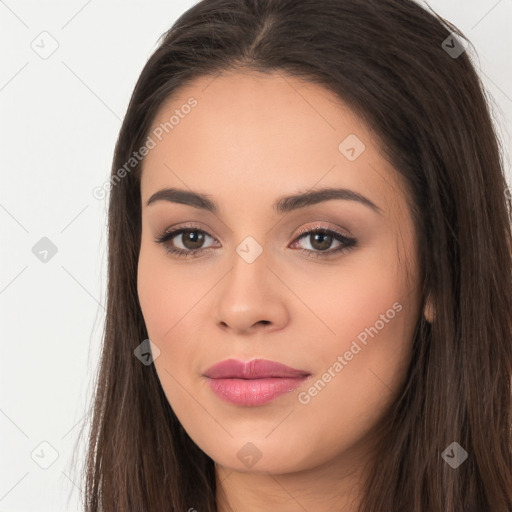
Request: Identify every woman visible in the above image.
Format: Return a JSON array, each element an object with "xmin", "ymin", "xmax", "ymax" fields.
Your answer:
[{"xmin": 81, "ymin": 0, "xmax": 512, "ymax": 510}]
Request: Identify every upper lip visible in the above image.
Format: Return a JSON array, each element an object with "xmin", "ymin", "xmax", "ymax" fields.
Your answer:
[{"xmin": 204, "ymin": 358, "xmax": 310, "ymax": 379}]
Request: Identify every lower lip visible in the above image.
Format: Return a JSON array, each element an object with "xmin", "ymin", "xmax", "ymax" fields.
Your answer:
[{"xmin": 206, "ymin": 376, "xmax": 310, "ymax": 406}]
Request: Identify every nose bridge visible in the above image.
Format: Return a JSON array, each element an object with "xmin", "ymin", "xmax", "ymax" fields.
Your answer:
[
  {"xmin": 225, "ymin": 233, "xmax": 270, "ymax": 295},
  {"xmin": 235, "ymin": 234, "xmax": 266, "ymax": 266},
  {"xmin": 213, "ymin": 232, "xmax": 289, "ymax": 332}
]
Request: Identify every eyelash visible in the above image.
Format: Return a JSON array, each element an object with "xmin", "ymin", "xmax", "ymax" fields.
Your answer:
[{"xmin": 154, "ymin": 224, "xmax": 357, "ymax": 259}]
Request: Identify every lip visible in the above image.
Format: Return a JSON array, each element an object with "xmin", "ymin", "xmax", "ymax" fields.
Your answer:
[{"xmin": 203, "ymin": 358, "xmax": 311, "ymax": 407}]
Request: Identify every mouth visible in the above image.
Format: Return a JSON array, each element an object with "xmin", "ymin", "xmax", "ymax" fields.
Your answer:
[{"xmin": 203, "ymin": 358, "xmax": 311, "ymax": 407}]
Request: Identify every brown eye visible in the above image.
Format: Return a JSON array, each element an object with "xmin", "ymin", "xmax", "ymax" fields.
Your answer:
[
  {"xmin": 179, "ymin": 230, "xmax": 207, "ymax": 250},
  {"xmin": 308, "ymin": 232, "xmax": 334, "ymax": 251},
  {"xmin": 154, "ymin": 227, "xmax": 218, "ymax": 258},
  {"xmin": 291, "ymin": 228, "xmax": 357, "ymax": 257}
]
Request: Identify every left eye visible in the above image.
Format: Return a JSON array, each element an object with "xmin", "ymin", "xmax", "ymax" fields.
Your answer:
[
  {"xmin": 154, "ymin": 226, "xmax": 357, "ymax": 258},
  {"xmin": 290, "ymin": 228, "xmax": 357, "ymax": 258},
  {"xmin": 155, "ymin": 228, "xmax": 218, "ymax": 256},
  {"xmin": 291, "ymin": 229, "xmax": 353, "ymax": 253}
]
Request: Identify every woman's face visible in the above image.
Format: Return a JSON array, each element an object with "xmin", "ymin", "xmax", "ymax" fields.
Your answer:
[{"xmin": 137, "ymin": 70, "xmax": 421, "ymax": 474}]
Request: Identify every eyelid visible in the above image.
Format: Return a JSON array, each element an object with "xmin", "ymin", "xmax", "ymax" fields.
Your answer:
[
  {"xmin": 293, "ymin": 222, "xmax": 353, "ymax": 239},
  {"xmin": 157, "ymin": 221, "xmax": 352, "ymax": 244},
  {"xmin": 157, "ymin": 221, "xmax": 218, "ymax": 238}
]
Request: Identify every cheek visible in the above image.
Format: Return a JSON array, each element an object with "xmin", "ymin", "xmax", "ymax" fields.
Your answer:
[
  {"xmin": 289, "ymin": 276, "xmax": 415, "ymax": 469},
  {"xmin": 292, "ymin": 239, "xmax": 413, "ymax": 354},
  {"xmin": 293, "ymin": 243, "xmax": 416, "ymax": 414},
  {"xmin": 137, "ymin": 248, "xmax": 202, "ymax": 413},
  {"xmin": 136, "ymin": 243, "xmax": 212, "ymax": 377},
  {"xmin": 137, "ymin": 244, "xmax": 200, "ymax": 341},
  {"xmin": 137, "ymin": 252, "xmax": 167, "ymax": 338}
]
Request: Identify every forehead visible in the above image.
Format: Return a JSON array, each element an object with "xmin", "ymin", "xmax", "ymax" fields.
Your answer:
[{"xmin": 140, "ymin": 70, "xmax": 405, "ymax": 218}]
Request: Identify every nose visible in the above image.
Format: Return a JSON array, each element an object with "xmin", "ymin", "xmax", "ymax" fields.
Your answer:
[{"xmin": 213, "ymin": 247, "xmax": 289, "ymax": 335}]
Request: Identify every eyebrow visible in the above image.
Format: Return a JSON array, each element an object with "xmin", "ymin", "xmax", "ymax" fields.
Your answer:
[{"xmin": 145, "ymin": 186, "xmax": 382, "ymax": 215}]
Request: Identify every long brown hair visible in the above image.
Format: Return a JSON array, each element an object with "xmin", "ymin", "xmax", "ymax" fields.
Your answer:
[{"xmin": 79, "ymin": 0, "xmax": 512, "ymax": 510}]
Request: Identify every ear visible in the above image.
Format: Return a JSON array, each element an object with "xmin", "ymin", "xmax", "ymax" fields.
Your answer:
[{"xmin": 424, "ymin": 294, "xmax": 436, "ymax": 323}]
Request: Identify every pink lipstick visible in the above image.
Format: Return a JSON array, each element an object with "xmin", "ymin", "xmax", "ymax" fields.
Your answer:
[{"xmin": 203, "ymin": 358, "xmax": 311, "ymax": 406}]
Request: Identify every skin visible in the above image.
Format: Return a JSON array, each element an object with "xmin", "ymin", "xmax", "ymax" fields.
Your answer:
[{"xmin": 137, "ymin": 70, "xmax": 423, "ymax": 512}]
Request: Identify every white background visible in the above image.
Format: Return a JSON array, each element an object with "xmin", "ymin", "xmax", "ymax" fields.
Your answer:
[{"xmin": 1, "ymin": 1, "xmax": 511, "ymax": 510}]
